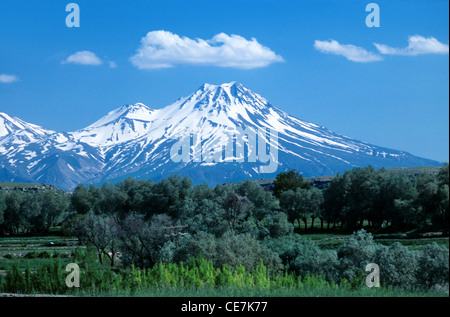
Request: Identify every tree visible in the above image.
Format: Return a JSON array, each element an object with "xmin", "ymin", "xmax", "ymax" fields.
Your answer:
[
  {"xmin": 437, "ymin": 163, "xmax": 449, "ymax": 186},
  {"xmin": 322, "ymin": 173, "xmax": 349, "ymax": 228},
  {"xmin": 73, "ymin": 212, "xmax": 121, "ymax": 266},
  {"xmin": 180, "ymin": 198, "xmax": 228, "ymax": 238},
  {"xmin": 237, "ymin": 180, "xmax": 278, "ymax": 220},
  {"xmin": 71, "ymin": 184, "xmax": 95, "ymax": 214},
  {"xmin": 97, "ymin": 182, "xmax": 128, "ymax": 216},
  {"xmin": 19, "ymin": 192, "xmax": 43, "ymax": 234},
  {"xmin": 222, "ymin": 192, "xmax": 250, "ymax": 233},
  {"xmin": 280, "ymin": 187, "xmax": 323, "ymax": 230},
  {"xmin": 0, "ymin": 191, "xmax": 6, "ymax": 234},
  {"xmin": 437, "ymin": 163, "xmax": 449, "ymax": 234},
  {"xmin": 264, "ymin": 234, "xmax": 339, "ymax": 281},
  {"xmin": 273, "ymin": 170, "xmax": 310, "ymax": 198},
  {"xmin": 3, "ymin": 191, "xmax": 23, "ymax": 234},
  {"xmin": 117, "ymin": 213, "xmax": 173, "ymax": 268},
  {"xmin": 343, "ymin": 166, "xmax": 381, "ymax": 229},
  {"xmin": 39, "ymin": 190, "xmax": 69, "ymax": 231},
  {"xmin": 373, "ymin": 174, "xmax": 417, "ymax": 230},
  {"xmin": 258, "ymin": 211, "xmax": 293, "ymax": 238},
  {"xmin": 308, "ymin": 187, "xmax": 324, "ymax": 229},
  {"xmin": 415, "ymin": 170, "xmax": 448, "ymax": 232}
]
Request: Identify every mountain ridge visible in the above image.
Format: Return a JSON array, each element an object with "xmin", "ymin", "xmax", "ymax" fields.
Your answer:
[{"xmin": 0, "ymin": 82, "xmax": 443, "ymax": 190}]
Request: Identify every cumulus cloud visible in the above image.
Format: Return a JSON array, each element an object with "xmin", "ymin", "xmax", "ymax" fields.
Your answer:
[
  {"xmin": 374, "ymin": 35, "xmax": 449, "ymax": 56},
  {"xmin": 130, "ymin": 30, "xmax": 284, "ymax": 69},
  {"xmin": 62, "ymin": 50, "xmax": 103, "ymax": 66},
  {"xmin": 62, "ymin": 51, "xmax": 117, "ymax": 68},
  {"xmin": 0, "ymin": 74, "xmax": 19, "ymax": 83},
  {"xmin": 314, "ymin": 39, "xmax": 382, "ymax": 63}
]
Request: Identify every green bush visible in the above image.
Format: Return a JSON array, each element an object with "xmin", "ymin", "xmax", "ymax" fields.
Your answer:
[
  {"xmin": 337, "ymin": 229, "xmax": 377, "ymax": 281},
  {"xmin": 416, "ymin": 243, "xmax": 449, "ymax": 289},
  {"xmin": 175, "ymin": 232, "xmax": 284, "ymax": 275},
  {"xmin": 292, "ymin": 246, "xmax": 339, "ymax": 283},
  {"xmin": 374, "ymin": 242, "xmax": 419, "ymax": 288}
]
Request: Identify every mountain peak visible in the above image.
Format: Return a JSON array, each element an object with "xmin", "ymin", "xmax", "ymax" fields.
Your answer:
[
  {"xmin": 71, "ymin": 103, "xmax": 156, "ymax": 147},
  {"xmin": 199, "ymin": 81, "xmax": 242, "ymax": 92},
  {"xmin": 86, "ymin": 103, "xmax": 154, "ymax": 129},
  {"xmin": 0, "ymin": 112, "xmax": 54, "ymax": 141}
]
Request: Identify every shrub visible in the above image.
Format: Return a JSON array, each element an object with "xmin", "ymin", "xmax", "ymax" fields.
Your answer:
[
  {"xmin": 292, "ymin": 247, "xmax": 339, "ymax": 283},
  {"xmin": 175, "ymin": 231, "xmax": 284, "ymax": 275},
  {"xmin": 416, "ymin": 243, "xmax": 449, "ymax": 289},
  {"xmin": 374, "ymin": 242, "xmax": 419, "ymax": 288},
  {"xmin": 337, "ymin": 229, "xmax": 376, "ymax": 281},
  {"xmin": 259, "ymin": 211, "xmax": 294, "ymax": 239}
]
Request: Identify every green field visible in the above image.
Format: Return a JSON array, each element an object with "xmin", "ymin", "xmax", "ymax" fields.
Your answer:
[
  {"xmin": 0, "ymin": 236, "xmax": 79, "ymax": 272},
  {"xmin": 1, "ymin": 233, "xmax": 448, "ymax": 297}
]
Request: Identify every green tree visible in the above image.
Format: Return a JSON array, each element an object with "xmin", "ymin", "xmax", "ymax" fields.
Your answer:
[
  {"xmin": 117, "ymin": 212, "xmax": 173, "ymax": 268},
  {"xmin": 322, "ymin": 173, "xmax": 349, "ymax": 229},
  {"xmin": 437, "ymin": 163, "xmax": 449, "ymax": 186},
  {"xmin": 180, "ymin": 198, "xmax": 228, "ymax": 238},
  {"xmin": 373, "ymin": 174, "xmax": 418, "ymax": 230},
  {"xmin": 308, "ymin": 187, "xmax": 324, "ymax": 229},
  {"xmin": 236, "ymin": 180, "xmax": 278, "ymax": 220},
  {"xmin": 0, "ymin": 191, "xmax": 6, "ymax": 234},
  {"xmin": 40, "ymin": 190, "xmax": 69, "ymax": 231},
  {"xmin": 19, "ymin": 192, "xmax": 43, "ymax": 234},
  {"xmin": 416, "ymin": 172, "xmax": 444, "ymax": 231},
  {"xmin": 4, "ymin": 191, "xmax": 23, "ymax": 234},
  {"xmin": 71, "ymin": 184, "xmax": 95, "ymax": 214},
  {"xmin": 273, "ymin": 169, "xmax": 310, "ymax": 198},
  {"xmin": 258, "ymin": 211, "xmax": 294, "ymax": 238},
  {"xmin": 222, "ymin": 192, "xmax": 251, "ymax": 233},
  {"xmin": 97, "ymin": 182, "xmax": 128, "ymax": 216},
  {"xmin": 437, "ymin": 163, "xmax": 449, "ymax": 234},
  {"xmin": 73, "ymin": 212, "xmax": 121, "ymax": 265},
  {"xmin": 343, "ymin": 166, "xmax": 381, "ymax": 229},
  {"xmin": 280, "ymin": 187, "xmax": 323, "ymax": 230}
]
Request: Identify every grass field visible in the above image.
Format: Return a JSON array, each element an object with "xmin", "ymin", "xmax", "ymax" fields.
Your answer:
[
  {"xmin": 0, "ymin": 230, "xmax": 448, "ymax": 297},
  {"xmin": 0, "ymin": 236, "xmax": 79, "ymax": 272}
]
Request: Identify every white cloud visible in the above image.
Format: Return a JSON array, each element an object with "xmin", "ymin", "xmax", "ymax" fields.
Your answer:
[
  {"xmin": 314, "ymin": 40, "xmax": 382, "ymax": 63},
  {"xmin": 0, "ymin": 74, "xmax": 19, "ymax": 83},
  {"xmin": 62, "ymin": 51, "xmax": 103, "ymax": 66},
  {"xmin": 374, "ymin": 35, "xmax": 449, "ymax": 56},
  {"xmin": 130, "ymin": 30, "xmax": 284, "ymax": 69}
]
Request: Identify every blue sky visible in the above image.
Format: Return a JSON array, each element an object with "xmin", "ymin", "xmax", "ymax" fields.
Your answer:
[{"xmin": 0, "ymin": 0, "xmax": 448, "ymax": 162}]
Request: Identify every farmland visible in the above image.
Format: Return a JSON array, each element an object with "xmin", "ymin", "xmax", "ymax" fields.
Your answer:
[{"xmin": 0, "ymin": 165, "xmax": 449, "ymax": 297}]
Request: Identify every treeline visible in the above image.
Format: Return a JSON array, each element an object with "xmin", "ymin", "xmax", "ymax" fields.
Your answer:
[
  {"xmin": 0, "ymin": 164, "xmax": 448, "ymax": 237},
  {"xmin": 0, "ymin": 189, "xmax": 69, "ymax": 235}
]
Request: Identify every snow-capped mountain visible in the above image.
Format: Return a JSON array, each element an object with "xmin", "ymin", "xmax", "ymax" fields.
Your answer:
[
  {"xmin": 0, "ymin": 82, "xmax": 442, "ymax": 190},
  {"xmin": 0, "ymin": 113, "xmax": 104, "ymax": 189},
  {"xmin": 0, "ymin": 112, "xmax": 54, "ymax": 144},
  {"xmin": 71, "ymin": 103, "xmax": 156, "ymax": 147}
]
